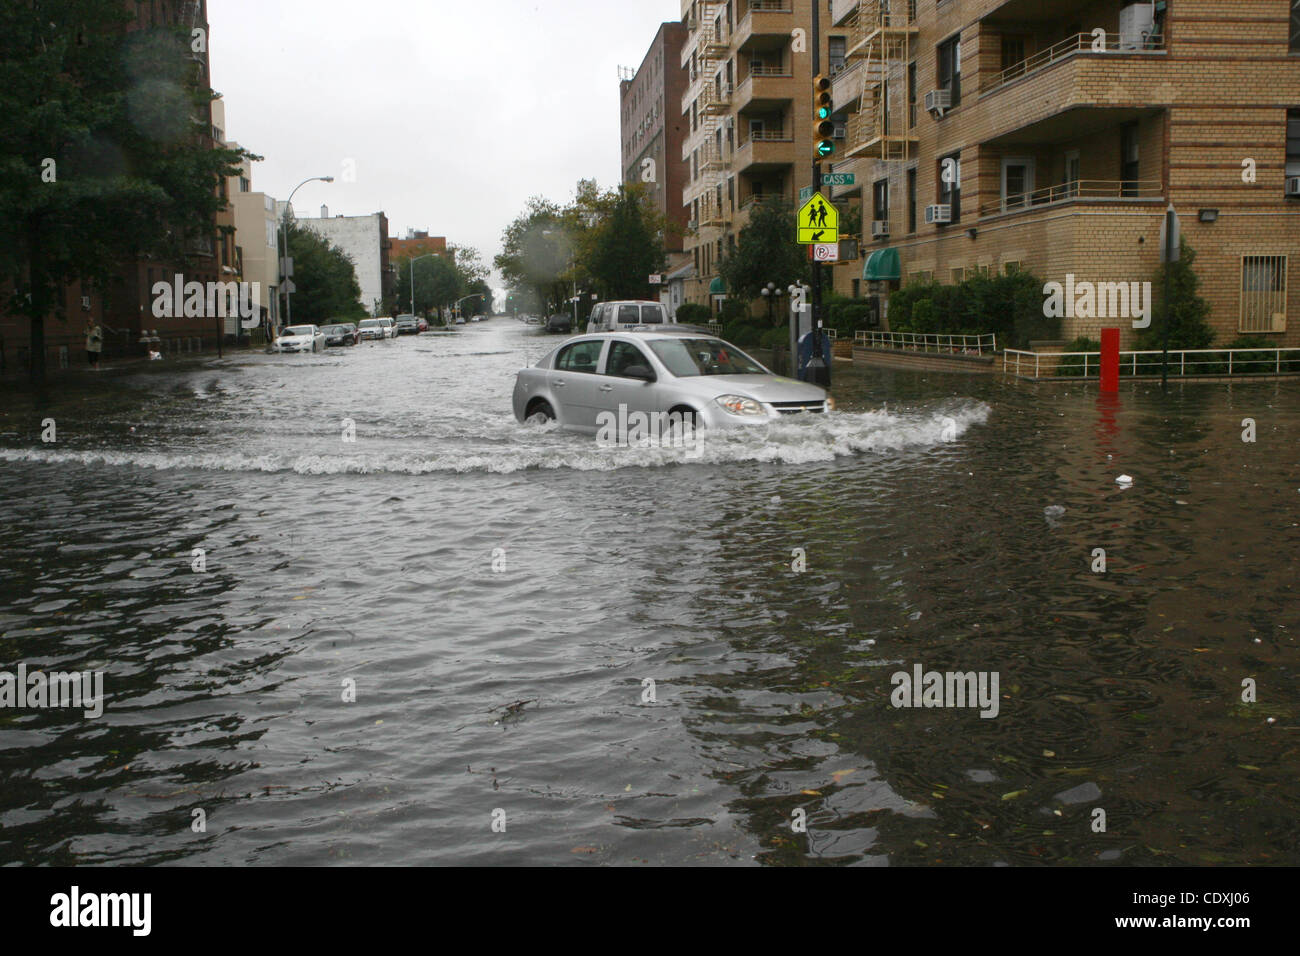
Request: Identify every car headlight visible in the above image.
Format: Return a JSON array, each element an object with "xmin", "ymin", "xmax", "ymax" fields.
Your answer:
[{"xmin": 715, "ymin": 394, "xmax": 766, "ymax": 417}]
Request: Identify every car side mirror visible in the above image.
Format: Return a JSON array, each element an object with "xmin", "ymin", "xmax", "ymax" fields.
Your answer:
[{"xmin": 623, "ymin": 364, "xmax": 656, "ymax": 382}]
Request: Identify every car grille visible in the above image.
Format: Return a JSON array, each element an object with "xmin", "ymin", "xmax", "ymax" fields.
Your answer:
[{"xmin": 771, "ymin": 401, "xmax": 827, "ymax": 414}]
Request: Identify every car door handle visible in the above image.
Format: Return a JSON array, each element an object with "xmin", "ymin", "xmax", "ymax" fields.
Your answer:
[
  {"xmin": 553, "ymin": 379, "xmax": 566, "ymax": 387},
  {"xmin": 599, "ymin": 384, "xmax": 613, "ymax": 392}
]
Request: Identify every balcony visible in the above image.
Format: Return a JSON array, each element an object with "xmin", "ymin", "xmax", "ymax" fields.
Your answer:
[
  {"xmin": 699, "ymin": 23, "xmax": 729, "ymax": 57},
  {"xmin": 977, "ymin": 179, "xmax": 1164, "ymax": 220},
  {"xmin": 980, "ymin": 32, "xmax": 1166, "ymax": 99},
  {"xmin": 733, "ymin": 129, "xmax": 794, "ymax": 173},
  {"xmin": 734, "ymin": 65, "xmax": 794, "ymax": 112},
  {"xmin": 699, "ymin": 78, "xmax": 731, "ymax": 115},
  {"xmin": 740, "ymin": 191, "xmax": 793, "ymax": 212},
  {"xmin": 734, "ymin": 1, "xmax": 792, "ymax": 51}
]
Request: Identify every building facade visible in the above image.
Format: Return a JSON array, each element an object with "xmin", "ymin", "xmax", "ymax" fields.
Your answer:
[
  {"xmin": 286, "ymin": 208, "xmax": 393, "ymax": 317},
  {"xmin": 390, "ymin": 229, "xmax": 448, "ymax": 262},
  {"xmin": 224, "ymin": 128, "xmax": 281, "ymax": 337},
  {"xmin": 826, "ymin": 0, "xmax": 1300, "ymax": 346},
  {"xmin": 621, "ymin": 22, "xmax": 691, "ymax": 256}
]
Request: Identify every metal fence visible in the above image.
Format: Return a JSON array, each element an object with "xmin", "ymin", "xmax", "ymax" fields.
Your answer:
[
  {"xmin": 854, "ymin": 330, "xmax": 997, "ymax": 354},
  {"xmin": 1004, "ymin": 347, "xmax": 1300, "ymax": 379}
]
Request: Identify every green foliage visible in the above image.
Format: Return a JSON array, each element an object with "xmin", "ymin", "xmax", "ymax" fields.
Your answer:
[
  {"xmin": 1055, "ymin": 337, "xmax": 1101, "ymax": 377},
  {"xmin": 675, "ymin": 302, "xmax": 711, "ymax": 324},
  {"xmin": 582, "ymin": 184, "xmax": 666, "ymax": 301},
  {"xmin": 759, "ymin": 327, "xmax": 788, "ymax": 350},
  {"xmin": 718, "ymin": 298, "xmax": 750, "ymax": 323},
  {"xmin": 0, "ymin": 2, "xmax": 258, "ymax": 380},
  {"xmin": 284, "ymin": 221, "xmax": 365, "ymax": 320},
  {"xmin": 1135, "ymin": 239, "xmax": 1215, "ymax": 351},
  {"xmin": 1201, "ymin": 335, "xmax": 1299, "ymax": 375},
  {"xmin": 721, "ymin": 320, "xmax": 762, "ymax": 347},
  {"xmin": 889, "ymin": 270, "xmax": 1056, "ymax": 349},
  {"xmin": 718, "ymin": 198, "xmax": 810, "ymax": 308}
]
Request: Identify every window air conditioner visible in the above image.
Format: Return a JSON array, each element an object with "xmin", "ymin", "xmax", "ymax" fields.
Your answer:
[
  {"xmin": 833, "ymin": 123, "xmax": 847, "ymax": 139},
  {"xmin": 1287, "ymin": 177, "xmax": 1300, "ymax": 197},
  {"xmin": 871, "ymin": 220, "xmax": 890, "ymax": 238},
  {"xmin": 925, "ymin": 204, "xmax": 952, "ymax": 224},
  {"xmin": 924, "ymin": 89, "xmax": 951, "ymax": 114}
]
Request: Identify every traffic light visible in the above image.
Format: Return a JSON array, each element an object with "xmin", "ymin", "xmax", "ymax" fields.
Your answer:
[{"xmin": 813, "ymin": 75, "xmax": 834, "ymax": 159}]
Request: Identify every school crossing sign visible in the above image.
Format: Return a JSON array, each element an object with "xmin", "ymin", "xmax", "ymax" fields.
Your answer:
[{"xmin": 796, "ymin": 191, "xmax": 839, "ymax": 244}]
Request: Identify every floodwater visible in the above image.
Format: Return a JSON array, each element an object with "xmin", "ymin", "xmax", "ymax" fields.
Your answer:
[{"xmin": 0, "ymin": 319, "xmax": 1296, "ymax": 865}]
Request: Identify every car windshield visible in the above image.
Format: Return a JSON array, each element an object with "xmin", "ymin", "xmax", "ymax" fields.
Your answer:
[
  {"xmin": 359, "ymin": 320, "xmax": 379, "ymax": 327},
  {"xmin": 648, "ymin": 338, "xmax": 766, "ymax": 377},
  {"xmin": 284, "ymin": 326, "xmax": 314, "ymax": 336}
]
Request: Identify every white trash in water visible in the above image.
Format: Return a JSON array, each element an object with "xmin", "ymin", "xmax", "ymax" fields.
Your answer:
[
  {"xmin": 1044, "ymin": 505, "xmax": 1066, "ymax": 519},
  {"xmin": 1116, "ymin": 474, "xmax": 1134, "ymax": 487}
]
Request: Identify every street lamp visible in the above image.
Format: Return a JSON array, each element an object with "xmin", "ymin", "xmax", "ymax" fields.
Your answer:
[
  {"xmin": 408, "ymin": 253, "xmax": 439, "ymax": 321},
  {"xmin": 761, "ymin": 281, "xmax": 786, "ymax": 372},
  {"xmin": 453, "ymin": 292, "xmax": 487, "ymax": 321},
  {"xmin": 279, "ymin": 175, "xmax": 334, "ymax": 328}
]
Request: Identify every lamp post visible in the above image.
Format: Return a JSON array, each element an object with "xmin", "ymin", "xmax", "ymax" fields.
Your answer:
[
  {"xmin": 408, "ymin": 253, "xmax": 438, "ymax": 321},
  {"xmin": 453, "ymin": 292, "xmax": 487, "ymax": 321},
  {"xmin": 279, "ymin": 175, "xmax": 333, "ymax": 329},
  {"xmin": 761, "ymin": 281, "xmax": 786, "ymax": 372}
]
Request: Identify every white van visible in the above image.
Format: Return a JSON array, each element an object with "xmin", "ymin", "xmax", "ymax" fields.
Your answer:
[{"xmin": 586, "ymin": 300, "xmax": 674, "ymax": 334}]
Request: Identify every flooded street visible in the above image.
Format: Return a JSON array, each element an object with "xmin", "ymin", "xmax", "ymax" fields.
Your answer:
[{"xmin": 1, "ymin": 317, "xmax": 1296, "ymax": 866}]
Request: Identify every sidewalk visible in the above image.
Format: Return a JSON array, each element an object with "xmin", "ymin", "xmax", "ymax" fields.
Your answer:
[{"xmin": 0, "ymin": 343, "xmax": 263, "ymax": 385}]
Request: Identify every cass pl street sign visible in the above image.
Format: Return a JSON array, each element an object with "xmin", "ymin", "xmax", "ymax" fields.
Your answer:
[{"xmin": 797, "ymin": 191, "xmax": 839, "ymax": 244}]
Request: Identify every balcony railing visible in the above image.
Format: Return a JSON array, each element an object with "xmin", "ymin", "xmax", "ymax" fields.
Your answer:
[
  {"xmin": 740, "ymin": 192, "xmax": 792, "ymax": 211},
  {"xmin": 981, "ymin": 32, "xmax": 1165, "ymax": 97},
  {"xmin": 749, "ymin": 63, "xmax": 792, "ymax": 77},
  {"xmin": 978, "ymin": 179, "xmax": 1164, "ymax": 218}
]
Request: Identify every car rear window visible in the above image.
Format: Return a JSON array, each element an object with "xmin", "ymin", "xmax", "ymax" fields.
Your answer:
[{"xmin": 640, "ymin": 305, "xmax": 663, "ymax": 323}]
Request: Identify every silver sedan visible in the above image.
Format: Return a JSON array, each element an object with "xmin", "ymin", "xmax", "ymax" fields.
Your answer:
[{"xmin": 511, "ymin": 331, "xmax": 831, "ymax": 432}]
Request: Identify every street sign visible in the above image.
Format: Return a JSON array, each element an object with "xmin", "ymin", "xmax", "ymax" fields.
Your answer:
[
  {"xmin": 799, "ymin": 185, "xmax": 813, "ymax": 204},
  {"xmin": 821, "ymin": 173, "xmax": 855, "ymax": 186},
  {"xmin": 279, "ymin": 257, "xmax": 293, "ymax": 277},
  {"xmin": 649, "ymin": 274, "xmax": 662, "ymax": 284},
  {"xmin": 797, "ymin": 191, "xmax": 839, "ymax": 244},
  {"xmin": 812, "ymin": 243, "xmax": 839, "ymax": 262},
  {"xmin": 282, "ymin": 278, "xmax": 296, "ymax": 294}
]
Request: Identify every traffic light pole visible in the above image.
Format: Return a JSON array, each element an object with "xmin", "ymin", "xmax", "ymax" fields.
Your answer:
[{"xmin": 807, "ymin": 0, "xmax": 830, "ymax": 388}]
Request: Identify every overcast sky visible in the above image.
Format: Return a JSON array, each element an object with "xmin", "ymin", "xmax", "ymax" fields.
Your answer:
[{"xmin": 208, "ymin": 0, "xmax": 675, "ymax": 291}]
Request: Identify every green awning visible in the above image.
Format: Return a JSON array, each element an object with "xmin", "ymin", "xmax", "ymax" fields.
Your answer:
[
  {"xmin": 709, "ymin": 276, "xmax": 726, "ymax": 294},
  {"xmin": 863, "ymin": 248, "xmax": 901, "ymax": 281}
]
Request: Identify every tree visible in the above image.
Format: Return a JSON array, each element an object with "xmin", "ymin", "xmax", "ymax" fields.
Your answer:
[
  {"xmin": 0, "ymin": 2, "xmax": 255, "ymax": 381},
  {"xmin": 718, "ymin": 198, "xmax": 810, "ymax": 320},
  {"xmin": 580, "ymin": 184, "xmax": 666, "ymax": 301},
  {"xmin": 494, "ymin": 197, "xmax": 570, "ymax": 315},
  {"xmin": 1135, "ymin": 238, "xmax": 1215, "ymax": 350},
  {"xmin": 283, "ymin": 220, "xmax": 365, "ymax": 320}
]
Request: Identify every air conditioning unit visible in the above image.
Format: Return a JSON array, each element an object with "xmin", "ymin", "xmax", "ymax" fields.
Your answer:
[
  {"xmin": 833, "ymin": 123, "xmax": 847, "ymax": 140},
  {"xmin": 925, "ymin": 204, "xmax": 952, "ymax": 224},
  {"xmin": 871, "ymin": 220, "xmax": 890, "ymax": 238},
  {"xmin": 1287, "ymin": 176, "xmax": 1300, "ymax": 197},
  {"xmin": 925, "ymin": 89, "xmax": 951, "ymax": 115}
]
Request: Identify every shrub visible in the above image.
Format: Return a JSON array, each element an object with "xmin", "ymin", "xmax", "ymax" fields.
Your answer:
[
  {"xmin": 1055, "ymin": 337, "xmax": 1101, "ymax": 377},
  {"xmin": 759, "ymin": 327, "xmax": 788, "ymax": 350},
  {"xmin": 721, "ymin": 320, "xmax": 762, "ymax": 347},
  {"xmin": 1135, "ymin": 240, "xmax": 1215, "ymax": 351},
  {"xmin": 888, "ymin": 271, "xmax": 1055, "ymax": 349},
  {"xmin": 718, "ymin": 298, "xmax": 751, "ymax": 324},
  {"xmin": 1198, "ymin": 335, "xmax": 1298, "ymax": 375},
  {"xmin": 675, "ymin": 302, "xmax": 711, "ymax": 324}
]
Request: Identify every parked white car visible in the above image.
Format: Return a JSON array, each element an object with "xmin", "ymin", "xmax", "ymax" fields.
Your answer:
[
  {"xmin": 357, "ymin": 318, "xmax": 385, "ymax": 341},
  {"xmin": 377, "ymin": 317, "xmax": 396, "ymax": 338},
  {"xmin": 273, "ymin": 324, "xmax": 324, "ymax": 354}
]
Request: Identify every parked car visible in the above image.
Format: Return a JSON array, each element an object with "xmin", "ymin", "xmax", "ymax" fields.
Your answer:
[
  {"xmin": 417, "ymin": 317, "xmax": 429, "ymax": 332},
  {"xmin": 377, "ymin": 317, "xmax": 396, "ymax": 338},
  {"xmin": 512, "ymin": 331, "xmax": 830, "ymax": 432},
  {"xmin": 585, "ymin": 300, "xmax": 675, "ymax": 334},
  {"xmin": 273, "ymin": 324, "xmax": 325, "ymax": 354},
  {"xmin": 357, "ymin": 318, "xmax": 385, "ymax": 341},
  {"xmin": 545, "ymin": 313, "xmax": 571, "ymax": 334},
  {"xmin": 322, "ymin": 323, "xmax": 359, "ymax": 347},
  {"xmin": 454, "ymin": 316, "xmax": 466, "ymax": 325},
  {"xmin": 394, "ymin": 315, "xmax": 420, "ymax": 335}
]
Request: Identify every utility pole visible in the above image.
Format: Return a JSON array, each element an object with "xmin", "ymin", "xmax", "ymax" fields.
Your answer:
[{"xmin": 806, "ymin": 0, "xmax": 830, "ymax": 388}]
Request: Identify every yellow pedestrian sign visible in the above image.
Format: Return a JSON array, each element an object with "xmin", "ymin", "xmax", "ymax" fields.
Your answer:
[{"xmin": 797, "ymin": 191, "xmax": 838, "ymax": 244}]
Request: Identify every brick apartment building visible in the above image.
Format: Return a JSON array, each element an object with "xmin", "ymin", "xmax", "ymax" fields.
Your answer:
[
  {"xmin": 825, "ymin": 0, "xmax": 1300, "ymax": 346},
  {"xmin": 621, "ymin": 21, "xmax": 691, "ymax": 256},
  {"xmin": 389, "ymin": 230, "xmax": 448, "ymax": 262},
  {"xmin": 0, "ymin": 0, "xmax": 236, "ymax": 372},
  {"xmin": 678, "ymin": 0, "xmax": 830, "ymax": 310}
]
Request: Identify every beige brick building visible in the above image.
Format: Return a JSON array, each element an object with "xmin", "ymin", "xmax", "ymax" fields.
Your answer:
[
  {"xmin": 825, "ymin": 0, "xmax": 1300, "ymax": 347},
  {"xmin": 678, "ymin": 0, "xmax": 830, "ymax": 310}
]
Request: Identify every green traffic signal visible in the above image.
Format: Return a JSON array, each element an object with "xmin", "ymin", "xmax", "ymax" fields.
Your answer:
[{"xmin": 817, "ymin": 140, "xmax": 835, "ymax": 157}]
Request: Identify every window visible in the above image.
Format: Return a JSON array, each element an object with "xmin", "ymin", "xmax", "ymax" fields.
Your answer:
[
  {"xmin": 908, "ymin": 61, "xmax": 917, "ymax": 128},
  {"xmin": 829, "ymin": 36, "xmax": 847, "ymax": 74},
  {"xmin": 951, "ymin": 267, "xmax": 966, "ymax": 284},
  {"xmin": 1240, "ymin": 255, "xmax": 1288, "ymax": 333},
  {"xmin": 749, "ymin": 118, "xmax": 765, "ymax": 140},
  {"xmin": 1001, "ymin": 35, "xmax": 1027, "ymax": 77},
  {"xmin": 939, "ymin": 152, "xmax": 961, "ymax": 221},
  {"xmin": 605, "ymin": 341, "xmax": 653, "ymax": 376},
  {"xmin": 1001, "ymin": 156, "xmax": 1035, "ymax": 209},
  {"xmin": 907, "ymin": 167, "xmax": 917, "ymax": 233},
  {"xmin": 852, "ymin": 278, "xmax": 861, "ymax": 298},
  {"xmin": 556, "ymin": 340, "xmax": 603, "ymax": 373},
  {"xmin": 1120, "ymin": 123, "xmax": 1140, "ymax": 196},
  {"xmin": 1063, "ymin": 150, "xmax": 1081, "ymax": 199},
  {"xmin": 873, "ymin": 178, "xmax": 889, "ymax": 222},
  {"xmin": 1004, "ymin": 260, "xmax": 1022, "ymax": 275},
  {"xmin": 938, "ymin": 35, "xmax": 961, "ymax": 107},
  {"xmin": 1292, "ymin": 1, "xmax": 1300, "ymax": 53},
  {"xmin": 1287, "ymin": 110, "xmax": 1300, "ymax": 178}
]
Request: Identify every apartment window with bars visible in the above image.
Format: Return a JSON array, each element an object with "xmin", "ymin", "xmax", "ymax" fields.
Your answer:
[
  {"xmin": 1240, "ymin": 256, "xmax": 1288, "ymax": 333},
  {"xmin": 937, "ymin": 35, "xmax": 961, "ymax": 108}
]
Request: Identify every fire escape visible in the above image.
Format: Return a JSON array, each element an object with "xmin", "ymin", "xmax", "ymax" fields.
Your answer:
[
  {"xmin": 693, "ymin": 4, "xmax": 732, "ymax": 229},
  {"xmin": 844, "ymin": 0, "xmax": 916, "ymax": 162}
]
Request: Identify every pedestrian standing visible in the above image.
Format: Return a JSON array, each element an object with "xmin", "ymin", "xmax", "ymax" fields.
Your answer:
[{"xmin": 86, "ymin": 318, "xmax": 104, "ymax": 369}]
